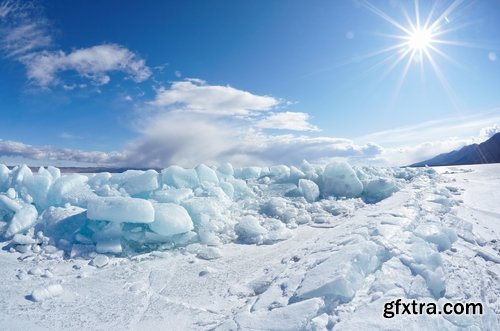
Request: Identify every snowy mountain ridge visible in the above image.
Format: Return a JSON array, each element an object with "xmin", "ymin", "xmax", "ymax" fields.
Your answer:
[{"xmin": 411, "ymin": 132, "xmax": 500, "ymax": 167}]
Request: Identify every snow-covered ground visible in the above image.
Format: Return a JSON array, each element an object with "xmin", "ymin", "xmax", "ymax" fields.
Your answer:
[{"xmin": 0, "ymin": 162, "xmax": 498, "ymax": 330}]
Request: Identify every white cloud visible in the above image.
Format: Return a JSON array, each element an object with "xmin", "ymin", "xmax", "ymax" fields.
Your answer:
[
  {"xmin": 380, "ymin": 122, "xmax": 500, "ymax": 165},
  {"xmin": 120, "ymin": 111, "xmax": 382, "ymax": 167},
  {"xmin": 21, "ymin": 44, "xmax": 151, "ymax": 87},
  {"xmin": 357, "ymin": 109, "xmax": 500, "ymax": 147},
  {"xmin": 149, "ymin": 79, "xmax": 280, "ymax": 116},
  {"xmin": 0, "ymin": 0, "xmax": 52, "ymax": 58},
  {"xmin": 58, "ymin": 132, "xmax": 81, "ymax": 140},
  {"xmin": 479, "ymin": 124, "xmax": 500, "ymax": 141},
  {"xmin": 0, "ymin": 70, "xmax": 382, "ymax": 167},
  {"xmin": 0, "ymin": 139, "xmax": 126, "ymax": 165},
  {"xmin": 382, "ymin": 138, "xmax": 470, "ymax": 166},
  {"xmin": 257, "ymin": 112, "xmax": 319, "ymax": 131},
  {"xmin": 1, "ymin": 1, "xmax": 151, "ymax": 88}
]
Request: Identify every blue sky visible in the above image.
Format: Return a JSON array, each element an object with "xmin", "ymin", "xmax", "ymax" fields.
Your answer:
[{"xmin": 0, "ymin": 0, "xmax": 499, "ymax": 167}]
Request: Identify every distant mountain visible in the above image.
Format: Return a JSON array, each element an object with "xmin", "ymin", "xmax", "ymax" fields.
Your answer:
[{"xmin": 411, "ymin": 132, "xmax": 500, "ymax": 167}]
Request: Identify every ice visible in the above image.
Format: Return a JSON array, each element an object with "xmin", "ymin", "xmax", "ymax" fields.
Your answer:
[
  {"xmin": 30, "ymin": 284, "xmax": 63, "ymax": 302},
  {"xmin": 414, "ymin": 224, "xmax": 457, "ymax": 252},
  {"xmin": 235, "ymin": 297, "xmax": 324, "ymax": 331},
  {"xmin": 269, "ymin": 164, "xmax": 290, "ymax": 181},
  {"xmin": 228, "ymin": 178, "xmax": 254, "ymax": 200},
  {"xmin": 362, "ymin": 178, "xmax": 399, "ymax": 203},
  {"xmin": 295, "ymin": 241, "xmax": 386, "ymax": 301},
  {"xmin": 151, "ymin": 188, "xmax": 193, "ymax": 204},
  {"xmin": 70, "ymin": 244, "xmax": 95, "ymax": 258},
  {"xmin": 219, "ymin": 182, "xmax": 234, "ymax": 199},
  {"xmin": 310, "ymin": 313, "xmax": 330, "ymax": 331},
  {"xmin": 40, "ymin": 206, "xmax": 87, "ymax": 250},
  {"xmin": 5, "ymin": 204, "xmax": 38, "ymax": 237},
  {"xmin": 196, "ymin": 164, "xmax": 219, "ymax": 185},
  {"xmin": 0, "ymin": 194, "xmax": 22, "ymax": 213},
  {"xmin": 88, "ymin": 172, "xmax": 111, "ymax": 188},
  {"xmin": 149, "ymin": 203, "xmax": 193, "ymax": 236},
  {"xmin": 263, "ymin": 218, "xmax": 293, "ymax": 243},
  {"xmin": 120, "ymin": 169, "xmax": 159, "ymax": 196},
  {"xmin": 93, "ymin": 222, "xmax": 123, "ymax": 254},
  {"xmin": 162, "ymin": 165, "xmax": 200, "ymax": 189},
  {"xmin": 196, "ymin": 246, "xmax": 222, "ymax": 260},
  {"xmin": 12, "ymin": 234, "xmax": 38, "ymax": 245},
  {"xmin": 182, "ymin": 196, "xmax": 228, "ymax": 225},
  {"xmin": 0, "ymin": 164, "xmax": 9, "ymax": 191},
  {"xmin": 298, "ymin": 179, "xmax": 320, "ymax": 202},
  {"xmin": 23, "ymin": 170, "xmax": 53, "ymax": 207},
  {"xmin": 261, "ymin": 197, "xmax": 288, "ymax": 218},
  {"xmin": 11, "ymin": 164, "xmax": 32, "ymax": 188},
  {"xmin": 87, "ymin": 197, "xmax": 155, "ymax": 223},
  {"xmin": 91, "ymin": 254, "xmax": 110, "ymax": 268},
  {"xmin": 46, "ymin": 166, "xmax": 61, "ymax": 179},
  {"xmin": 401, "ymin": 237, "xmax": 446, "ymax": 298},
  {"xmin": 47, "ymin": 174, "xmax": 94, "ymax": 207},
  {"xmin": 216, "ymin": 162, "xmax": 234, "ymax": 179},
  {"xmin": 321, "ymin": 161, "xmax": 363, "ymax": 198},
  {"xmin": 235, "ymin": 215, "xmax": 267, "ymax": 244},
  {"xmin": 0, "ymin": 162, "xmax": 497, "ymax": 330},
  {"xmin": 235, "ymin": 166, "xmax": 261, "ymax": 180}
]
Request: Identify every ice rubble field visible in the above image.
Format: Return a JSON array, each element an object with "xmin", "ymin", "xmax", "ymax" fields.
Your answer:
[{"xmin": 0, "ymin": 161, "xmax": 498, "ymax": 330}]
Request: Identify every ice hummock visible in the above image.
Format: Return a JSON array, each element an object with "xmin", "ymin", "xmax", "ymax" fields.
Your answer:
[{"xmin": 0, "ymin": 161, "xmax": 423, "ymax": 260}]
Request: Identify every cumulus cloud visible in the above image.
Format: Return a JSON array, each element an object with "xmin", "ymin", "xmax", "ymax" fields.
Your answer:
[
  {"xmin": 1, "ymin": 1, "xmax": 151, "ymax": 87},
  {"xmin": 149, "ymin": 79, "xmax": 280, "ymax": 116},
  {"xmin": 0, "ymin": 0, "xmax": 52, "ymax": 58},
  {"xmin": 0, "ymin": 139, "xmax": 126, "ymax": 165},
  {"xmin": 21, "ymin": 44, "xmax": 151, "ymax": 87},
  {"xmin": 257, "ymin": 112, "xmax": 319, "ymax": 131},
  {"xmin": 479, "ymin": 124, "xmax": 500, "ymax": 141}
]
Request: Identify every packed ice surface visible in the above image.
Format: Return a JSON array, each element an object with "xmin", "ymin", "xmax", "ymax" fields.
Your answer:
[
  {"xmin": 0, "ymin": 162, "xmax": 499, "ymax": 330},
  {"xmin": 87, "ymin": 197, "xmax": 155, "ymax": 223}
]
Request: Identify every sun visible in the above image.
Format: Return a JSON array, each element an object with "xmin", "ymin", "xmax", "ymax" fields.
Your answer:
[
  {"xmin": 360, "ymin": 0, "xmax": 470, "ymax": 104},
  {"xmin": 407, "ymin": 28, "xmax": 433, "ymax": 51}
]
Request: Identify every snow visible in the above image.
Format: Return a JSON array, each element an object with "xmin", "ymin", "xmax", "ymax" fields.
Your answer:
[
  {"xmin": 0, "ymin": 162, "xmax": 498, "ymax": 330},
  {"xmin": 30, "ymin": 284, "xmax": 63, "ymax": 302}
]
